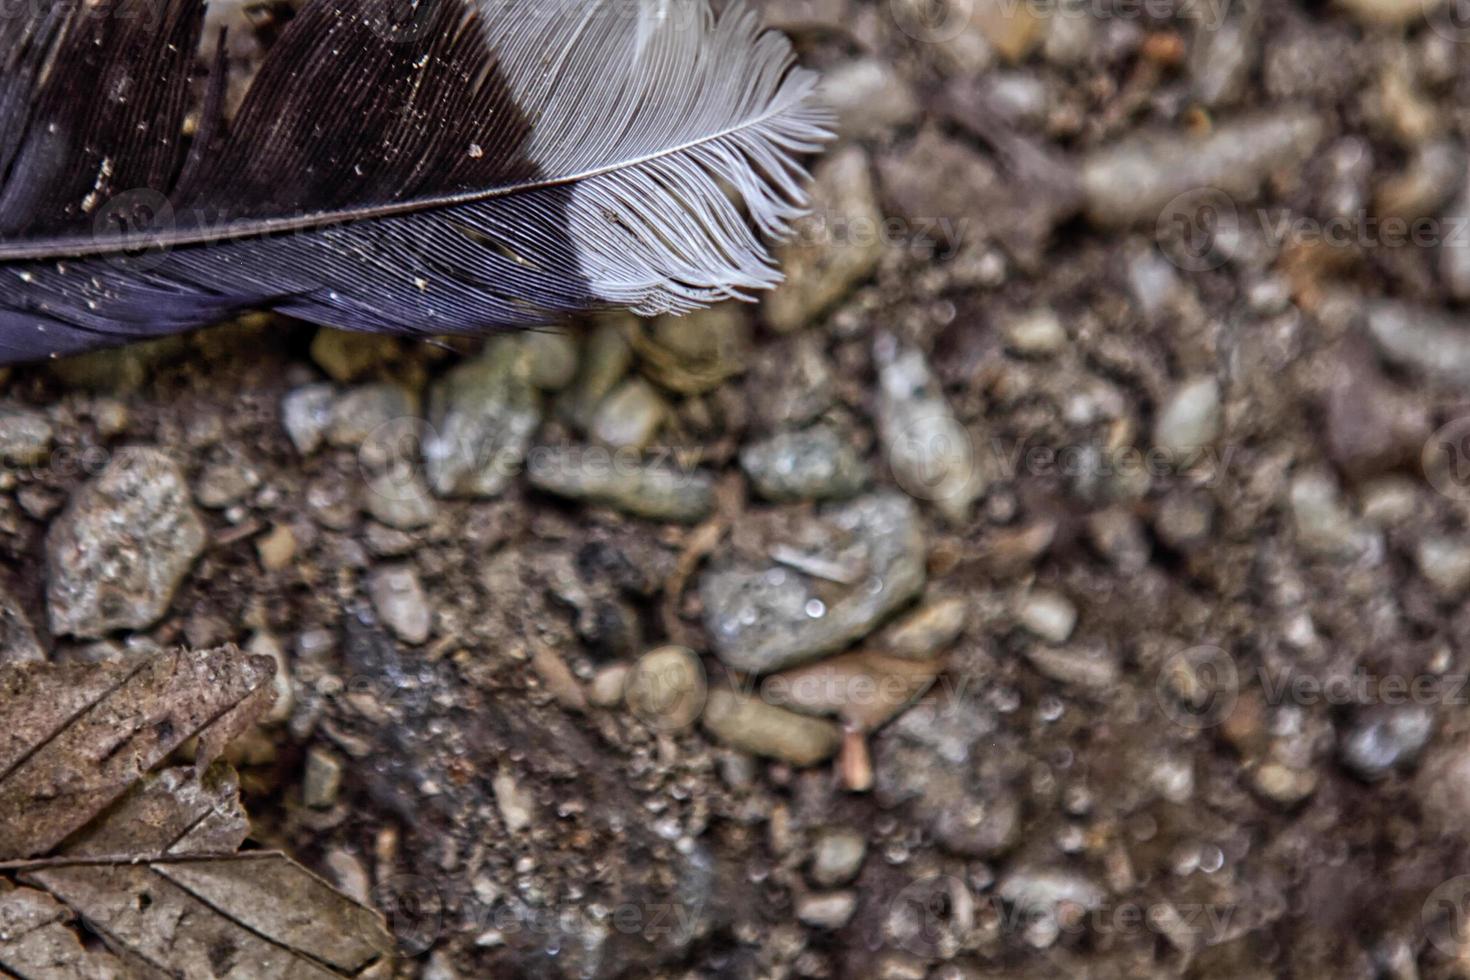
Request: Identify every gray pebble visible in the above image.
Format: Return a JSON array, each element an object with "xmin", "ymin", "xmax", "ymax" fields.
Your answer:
[
  {"xmin": 327, "ymin": 383, "xmax": 417, "ymax": 450},
  {"xmin": 1153, "ymin": 377, "xmax": 1221, "ymax": 456},
  {"xmin": 424, "ymin": 338, "xmax": 542, "ymax": 498},
  {"xmin": 280, "ymin": 383, "xmax": 335, "ymax": 455},
  {"xmin": 1341, "ymin": 706, "xmax": 1434, "ymax": 780},
  {"xmin": 1016, "ymin": 589, "xmax": 1077, "ymax": 644},
  {"xmin": 740, "ymin": 425, "xmax": 869, "ymax": 502},
  {"xmin": 818, "ymin": 59, "xmax": 919, "ymax": 141},
  {"xmin": 591, "ymin": 379, "xmax": 668, "ymax": 450},
  {"xmin": 368, "ymin": 565, "xmax": 432, "ymax": 645},
  {"xmin": 699, "ymin": 689, "xmax": 841, "ymax": 766},
  {"xmin": 303, "ymin": 747, "xmax": 343, "ymax": 809},
  {"xmin": 47, "ymin": 449, "xmax": 206, "ymax": 638},
  {"xmin": 795, "ymin": 891, "xmax": 858, "ymax": 930},
  {"xmin": 810, "ymin": 828, "xmax": 867, "ymax": 887},
  {"xmin": 527, "ymin": 446, "xmax": 714, "ymax": 523},
  {"xmin": 0, "ymin": 407, "xmax": 53, "ymax": 466}
]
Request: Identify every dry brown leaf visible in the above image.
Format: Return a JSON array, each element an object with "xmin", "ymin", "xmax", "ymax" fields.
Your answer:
[
  {"xmin": 0, "ymin": 647, "xmax": 276, "ymax": 858},
  {"xmin": 0, "ymin": 885, "xmax": 137, "ymax": 979}
]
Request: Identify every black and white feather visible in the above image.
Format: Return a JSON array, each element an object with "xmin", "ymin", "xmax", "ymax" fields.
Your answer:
[{"xmin": 0, "ymin": 0, "xmax": 830, "ymax": 363}]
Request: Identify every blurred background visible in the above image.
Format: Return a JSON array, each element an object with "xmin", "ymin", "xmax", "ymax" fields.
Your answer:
[{"xmin": 10, "ymin": 0, "xmax": 1470, "ymax": 975}]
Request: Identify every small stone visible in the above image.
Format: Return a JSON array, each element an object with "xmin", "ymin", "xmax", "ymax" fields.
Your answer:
[
  {"xmin": 589, "ymin": 664, "xmax": 630, "ymax": 708},
  {"xmin": 935, "ymin": 792, "xmax": 1021, "ymax": 858},
  {"xmin": 1003, "ymin": 309, "xmax": 1067, "ymax": 357},
  {"xmin": 702, "ymin": 494, "xmax": 927, "ymax": 674},
  {"xmin": 0, "ymin": 585, "xmax": 44, "ymax": 665},
  {"xmin": 363, "ymin": 469, "xmax": 437, "ymax": 531},
  {"xmin": 636, "ymin": 305, "xmax": 751, "ymax": 396},
  {"xmin": 1087, "ymin": 508, "xmax": 1152, "ymax": 572},
  {"xmin": 327, "ymin": 384, "xmax": 417, "ymax": 450},
  {"xmin": 591, "ymin": 379, "xmax": 668, "ymax": 450},
  {"xmin": 699, "ymin": 690, "xmax": 842, "ymax": 766},
  {"xmin": 0, "ymin": 408, "xmax": 53, "ymax": 466},
  {"xmin": 47, "ymin": 449, "xmax": 206, "ymax": 638},
  {"xmin": 1337, "ymin": 0, "xmax": 1442, "ymax": 26},
  {"xmin": 818, "ymin": 59, "xmax": 920, "ymax": 141},
  {"xmin": 1416, "ymin": 537, "xmax": 1470, "ymax": 596},
  {"xmin": 363, "ymin": 522, "xmax": 419, "ymax": 558},
  {"xmin": 522, "ymin": 330, "xmax": 579, "ymax": 391},
  {"xmin": 740, "ymin": 425, "xmax": 869, "ymax": 502},
  {"xmin": 879, "ymin": 597, "xmax": 967, "ymax": 660},
  {"xmin": 1364, "ymin": 299, "xmax": 1470, "ymax": 387},
  {"xmin": 527, "ymin": 446, "xmax": 714, "ymax": 523},
  {"xmin": 1360, "ymin": 476, "xmax": 1422, "ymax": 526},
  {"xmin": 762, "ymin": 650, "xmax": 941, "ymax": 731},
  {"xmin": 1025, "ymin": 645, "xmax": 1121, "ymax": 692},
  {"xmin": 256, "ymin": 523, "xmax": 297, "ymax": 571},
  {"xmin": 997, "ymin": 867, "xmax": 1106, "ymax": 917},
  {"xmin": 424, "ymin": 338, "xmax": 541, "ymax": 498},
  {"xmin": 1340, "ymin": 706, "xmax": 1434, "ymax": 781},
  {"xmin": 810, "ymin": 828, "xmax": 867, "ymax": 887},
  {"xmin": 1153, "ymin": 491, "xmax": 1213, "ymax": 550},
  {"xmin": 1415, "ymin": 737, "xmax": 1470, "ymax": 830},
  {"xmin": 764, "ymin": 147, "xmax": 885, "ymax": 332},
  {"xmin": 310, "ymin": 327, "xmax": 398, "ymax": 382},
  {"xmin": 558, "ymin": 316, "xmax": 634, "ymax": 432},
  {"xmin": 194, "ymin": 461, "xmax": 259, "ymax": 509},
  {"xmin": 303, "ymin": 747, "xmax": 343, "ymax": 809},
  {"xmin": 1290, "ymin": 470, "xmax": 1381, "ymax": 562},
  {"xmin": 1251, "ymin": 761, "xmax": 1318, "ymax": 806},
  {"xmin": 1016, "ymin": 590, "xmax": 1077, "ymax": 644},
  {"xmin": 1153, "ymin": 377, "xmax": 1221, "ymax": 456},
  {"xmin": 280, "ymin": 384, "xmax": 335, "ymax": 455},
  {"xmin": 1189, "ymin": 12, "xmax": 1255, "ymax": 107},
  {"xmin": 796, "ymin": 891, "xmax": 857, "ymax": 930},
  {"xmin": 624, "ymin": 645, "xmax": 706, "ymax": 730},
  {"xmin": 368, "ymin": 565, "xmax": 432, "ymax": 645},
  {"xmin": 876, "ymin": 340, "xmax": 986, "ymax": 523},
  {"xmin": 751, "ymin": 334, "xmax": 837, "ymax": 432},
  {"xmin": 492, "ymin": 769, "xmax": 535, "ymax": 833},
  {"xmin": 1082, "ymin": 110, "xmax": 1323, "ymax": 227},
  {"xmin": 248, "ymin": 629, "xmax": 294, "ymax": 725}
]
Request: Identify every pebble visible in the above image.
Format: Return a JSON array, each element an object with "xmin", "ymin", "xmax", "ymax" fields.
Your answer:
[
  {"xmin": 795, "ymin": 891, "xmax": 858, "ymax": 930},
  {"xmin": 764, "ymin": 147, "xmax": 885, "ymax": 332},
  {"xmin": 0, "ymin": 407, "xmax": 53, "ymax": 466},
  {"xmin": 1359, "ymin": 476, "xmax": 1422, "ymax": 526},
  {"xmin": 876, "ymin": 341, "xmax": 986, "ymax": 523},
  {"xmin": 1364, "ymin": 299, "xmax": 1470, "ymax": 387},
  {"xmin": 1340, "ymin": 706, "xmax": 1434, "ymax": 780},
  {"xmin": 761, "ymin": 650, "xmax": 941, "ymax": 731},
  {"xmin": 637, "ymin": 305, "xmax": 751, "ymax": 396},
  {"xmin": 1082, "ymin": 110, "xmax": 1323, "ymax": 227},
  {"xmin": 740, "ymin": 425, "xmax": 869, "ymax": 502},
  {"xmin": 591, "ymin": 379, "xmax": 668, "ymax": 450},
  {"xmin": 424, "ymin": 338, "xmax": 541, "ymax": 498},
  {"xmin": 558, "ymin": 315, "xmax": 634, "ymax": 432},
  {"xmin": 1289, "ymin": 470, "xmax": 1381, "ymax": 562},
  {"xmin": 0, "ymin": 584, "xmax": 44, "ymax": 664},
  {"xmin": 248, "ymin": 629, "xmax": 294, "ymax": 725},
  {"xmin": 1324, "ymin": 345, "xmax": 1429, "ymax": 480},
  {"xmin": 1414, "ymin": 737, "xmax": 1470, "ymax": 831},
  {"xmin": 818, "ymin": 58, "xmax": 920, "ymax": 141},
  {"xmin": 1016, "ymin": 590, "xmax": 1077, "ymax": 644},
  {"xmin": 522, "ymin": 330, "xmax": 579, "ymax": 392},
  {"xmin": 1190, "ymin": 12, "xmax": 1255, "ymax": 107},
  {"xmin": 997, "ymin": 867, "xmax": 1106, "ymax": 916},
  {"xmin": 1025, "ymin": 644, "xmax": 1120, "ymax": 692},
  {"xmin": 1153, "ymin": 377, "xmax": 1222, "ymax": 455},
  {"xmin": 46, "ymin": 449, "xmax": 206, "ymax": 637},
  {"xmin": 327, "ymin": 383, "xmax": 417, "ymax": 450},
  {"xmin": 1251, "ymin": 761, "xmax": 1319, "ymax": 806},
  {"xmin": 1153, "ymin": 491, "xmax": 1213, "ymax": 550},
  {"xmin": 751, "ymin": 334, "xmax": 837, "ymax": 432},
  {"xmin": 368, "ymin": 565, "xmax": 432, "ymax": 645},
  {"xmin": 878, "ymin": 597, "xmax": 967, "ymax": 660},
  {"xmin": 702, "ymin": 494, "xmax": 927, "ymax": 674},
  {"xmin": 623, "ymin": 645, "xmax": 706, "ymax": 730},
  {"xmin": 309, "ymin": 328, "xmax": 397, "ymax": 382},
  {"xmin": 492, "ymin": 769, "xmax": 535, "ymax": 833},
  {"xmin": 588, "ymin": 663, "xmax": 630, "ymax": 708},
  {"xmin": 699, "ymin": 689, "xmax": 842, "ymax": 766},
  {"xmin": 1003, "ymin": 308, "xmax": 1067, "ymax": 357},
  {"xmin": 280, "ymin": 383, "xmax": 335, "ymax": 455},
  {"xmin": 809, "ymin": 828, "xmax": 867, "ymax": 887},
  {"xmin": 1416, "ymin": 536, "xmax": 1470, "ymax": 596},
  {"xmin": 1337, "ymin": 0, "xmax": 1442, "ymax": 25},
  {"xmin": 256, "ymin": 523, "xmax": 297, "ymax": 570},
  {"xmin": 527, "ymin": 446, "xmax": 715, "ymax": 523},
  {"xmin": 194, "ymin": 461, "xmax": 259, "ymax": 509},
  {"xmin": 934, "ymin": 792, "xmax": 1021, "ymax": 858},
  {"xmin": 303, "ymin": 747, "xmax": 343, "ymax": 809},
  {"xmin": 364, "ymin": 469, "xmax": 438, "ymax": 531}
]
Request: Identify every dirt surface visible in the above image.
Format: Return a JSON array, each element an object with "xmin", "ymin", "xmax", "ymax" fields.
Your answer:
[{"xmin": 10, "ymin": 0, "xmax": 1470, "ymax": 976}]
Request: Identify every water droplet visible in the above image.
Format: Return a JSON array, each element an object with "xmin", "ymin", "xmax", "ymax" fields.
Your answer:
[{"xmin": 804, "ymin": 599, "xmax": 826, "ymax": 619}]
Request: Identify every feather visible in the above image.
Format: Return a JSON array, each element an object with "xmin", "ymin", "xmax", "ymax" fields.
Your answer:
[{"xmin": 0, "ymin": 0, "xmax": 831, "ymax": 363}]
